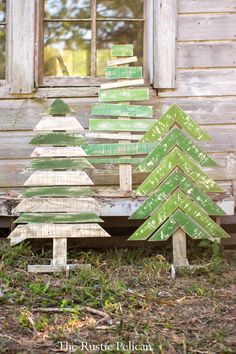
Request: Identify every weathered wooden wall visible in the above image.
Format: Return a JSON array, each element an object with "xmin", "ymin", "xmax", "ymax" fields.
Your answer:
[{"xmin": 0, "ymin": 0, "xmax": 236, "ymax": 243}]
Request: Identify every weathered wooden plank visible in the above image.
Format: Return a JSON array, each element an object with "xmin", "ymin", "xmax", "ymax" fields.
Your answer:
[
  {"xmin": 105, "ymin": 67, "xmax": 142, "ymax": 79},
  {"xmin": 34, "ymin": 116, "xmax": 84, "ymax": 131},
  {"xmin": 9, "ymin": 224, "xmax": 111, "ymax": 246},
  {"xmin": 178, "ymin": 14, "xmax": 236, "ymax": 41},
  {"xmin": 154, "ymin": 0, "xmax": 177, "ymax": 88},
  {"xmin": 23, "ymin": 171, "xmax": 94, "ymax": 186},
  {"xmin": 28, "ymin": 264, "xmax": 91, "ymax": 273},
  {"xmin": 53, "ymin": 238, "xmax": 67, "ymax": 266},
  {"xmin": 111, "ymin": 45, "xmax": 133, "ymax": 57},
  {"xmin": 92, "ymin": 103, "xmax": 153, "ymax": 118},
  {"xmin": 179, "ymin": 1, "xmax": 236, "ymax": 14},
  {"xmin": 135, "ymin": 147, "xmax": 223, "ymax": 196},
  {"xmin": 159, "ymin": 69, "xmax": 236, "ymax": 97},
  {"xmin": 100, "ymin": 79, "xmax": 144, "ymax": 89},
  {"xmin": 141, "ymin": 105, "xmax": 211, "ymax": 143},
  {"xmin": 13, "ymin": 197, "xmax": 100, "ymax": 214},
  {"xmin": 82, "ymin": 142, "xmax": 155, "ymax": 156},
  {"xmin": 31, "ymin": 147, "xmax": 87, "ymax": 157},
  {"xmin": 30, "ymin": 133, "xmax": 86, "ymax": 146},
  {"xmin": 7, "ymin": 0, "xmax": 35, "ymax": 93},
  {"xmin": 88, "ymin": 157, "xmax": 143, "ymax": 165},
  {"xmin": 178, "ymin": 42, "xmax": 236, "ymax": 69},
  {"xmin": 99, "ymin": 88, "xmax": 149, "ymax": 102},
  {"xmin": 44, "ymin": 99, "xmax": 75, "ymax": 116},
  {"xmin": 108, "ymin": 56, "xmax": 137, "ymax": 67},
  {"xmin": 15, "ymin": 213, "xmax": 103, "ymax": 224},
  {"xmin": 27, "ymin": 158, "xmax": 93, "ymax": 171},
  {"xmin": 138, "ymin": 127, "xmax": 216, "ymax": 172},
  {"xmin": 89, "ymin": 119, "xmax": 155, "ymax": 132},
  {"xmin": 22, "ymin": 186, "xmax": 96, "ymax": 198}
]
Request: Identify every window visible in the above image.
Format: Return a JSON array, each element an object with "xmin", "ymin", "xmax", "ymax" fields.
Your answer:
[
  {"xmin": 37, "ymin": 0, "xmax": 151, "ymax": 86},
  {"xmin": 0, "ymin": 0, "xmax": 6, "ymax": 80}
]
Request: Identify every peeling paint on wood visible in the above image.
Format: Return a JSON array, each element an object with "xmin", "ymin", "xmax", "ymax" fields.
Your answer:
[
  {"xmin": 99, "ymin": 88, "xmax": 149, "ymax": 102},
  {"xmin": 30, "ymin": 133, "xmax": 87, "ymax": 146},
  {"xmin": 27, "ymin": 158, "xmax": 93, "ymax": 171},
  {"xmin": 22, "ymin": 186, "xmax": 96, "ymax": 198},
  {"xmin": 89, "ymin": 119, "xmax": 155, "ymax": 132},
  {"xmin": 15, "ymin": 213, "xmax": 102, "ymax": 224},
  {"xmin": 82, "ymin": 142, "xmax": 155, "ymax": 156},
  {"xmin": 23, "ymin": 171, "xmax": 94, "ymax": 186},
  {"xmin": 105, "ymin": 67, "xmax": 142, "ymax": 79},
  {"xmin": 111, "ymin": 45, "xmax": 133, "ymax": 57},
  {"xmin": 92, "ymin": 103, "xmax": 153, "ymax": 118}
]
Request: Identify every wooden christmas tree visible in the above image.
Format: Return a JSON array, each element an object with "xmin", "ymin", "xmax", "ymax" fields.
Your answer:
[
  {"xmin": 8, "ymin": 99, "xmax": 110, "ymax": 273},
  {"xmin": 128, "ymin": 104, "xmax": 230, "ymax": 266}
]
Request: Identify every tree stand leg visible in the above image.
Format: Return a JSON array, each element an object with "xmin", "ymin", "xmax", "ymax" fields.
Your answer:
[
  {"xmin": 172, "ymin": 229, "xmax": 189, "ymax": 267},
  {"xmin": 53, "ymin": 238, "xmax": 67, "ymax": 266}
]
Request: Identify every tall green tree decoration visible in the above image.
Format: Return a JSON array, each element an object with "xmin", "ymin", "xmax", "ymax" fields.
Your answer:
[
  {"xmin": 8, "ymin": 99, "xmax": 110, "ymax": 273},
  {"xmin": 128, "ymin": 104, "xmax": 230, "ymax": 266}
]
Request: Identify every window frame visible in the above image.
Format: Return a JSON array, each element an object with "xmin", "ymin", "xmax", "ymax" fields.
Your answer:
[{"xmin": 35, "ymin": 0, "xmax": 153, "ymax": 87}]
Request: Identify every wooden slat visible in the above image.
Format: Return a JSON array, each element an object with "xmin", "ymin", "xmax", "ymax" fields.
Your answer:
[
  {"xmin": 107, "ymin": 56, "xmax": 137, "ymax": 67},
  {"xmin": 27, "ymin": 158, "xmax": 93, "ymax": 170},
  {"xmin": 30, "ymin": 132, "xmax": 86, "ymax": 146},
  {"xmin": 99, "ymin": 88, "xmax": 149, "ymax": 102},
  {"xmin": 31, "ymin": 147, "xmax": 87, "ymax": 157},
  {"xmin": 92, "ymin": 103, "xmax": 153, "ymax": 118},
  {"xmin": 154, "ymin": 0, "xmax": 177, "ymax": 88},
  {"xmin": 28, "ymin": 264, "xmax": 91, "ymax": 273},
  {"xmin": 111, "ymin": 45, "xmax": 133, "ymax": 57},
  {"xmin": 83, "ymin": 142, "xmax": 155, "ymax": 156},
  {"xmin": 6, "ymin": 0, "xmax": 35, "ymax": 93},
  {"xmin": 9, "ymin": 224, "xmax": 111, "ymax": 246},
  {"xmin": 105, "ymin": 67, "xmax": 142, "ymax": 79},
  {"xmin": 22, "ymin": 186, "xmax": 96, "ymax": 198},
  {"xmin": 89, "ymin": 119, "xmax": 155, "ymax": 131},
  {"xmin": 100, "ymin": 79, "xmax": 144, "ymax": 89},
  {"xmin": 53, "ymin": 238, "xmax": 67, "ymax": 266},
  {"xmin": 179, "ymin": 0, "xmax": 236, "ymax": 14},
  {"xmin": 15, "ymin": 213, "xmax": 103, "ymax": 224},
  {"xmin": 178, "ymin": 42, "xmax": 236, "ymax": 69},
  {"xmin": 34, "ymin": 116, "xmax": 84, "ymax": 131},
  {"xmin": 13, "ymin": 197, "xmax": 100, "ymax": 214},
  {"xmin": 178, "ymin": 14, "xmax": 236, "ymax": 41},
  {"xmin": 23, "ymin": 171, "xmax": 94, "ymax": 186},
  {"xmin": 159, "ymin": 69, "xmax": 236, "ymax": 97},
  {"xmin": 172, "ymin": 228, "xmax": 189, "ymax": 266}
]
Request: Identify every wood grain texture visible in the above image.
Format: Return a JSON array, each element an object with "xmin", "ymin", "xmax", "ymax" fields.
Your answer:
[
  {"xmin": 92, "ymin": 103, "xmax": 153, "ymax": 118},
  {"xmin": 99, "ymin": 88, "xmax": 149, "ymax": 102},
  {"xmin": 107, "ymin": 56, "xmax": 137, "ymax": 67},
  {"xmin": 82, "ymin": 142, "xmax": 155, "ymax": 156},
  {"xmin": 105, "ymin": 67, "xmax": 142, "ymax": 79},
  {"xmin": 179, "ymin": 0, "xmax": 236, "ymax": 14},
  {"xmin": 28, "ymin": 264, "xmax": 91, "ymax": 273},
  {"xmin": 22, "ymin": 186, "xmax": 95, "ymax": 198},
  {"xmin": 23, "ymin": 171, "xmax": 94, "ymax": 186},
  {"xmin": 13, "ymin": 197, "xmax": 100, "ymax": 214},
  {"xmin": 154, "ymin": 0, "xmax": 177, "ymax": 88},
  {"xmin": 100, "ymin": 79, "xmax": 144, "ymax": 89},
  {"xmin": 53, "ymin": 238, "xmax": 67, "ymax": 266},
  {"xmin": 9, "ymin": 224, "xmax": 111, "ymax": 245},
  {"xmin": 34, "ymin": 116, "xmax": 84, "ymax": 131},
  {"xmin": 27, "ymin": 158, "xmax": 93, "ymax": 170},
  {"xmin": 89, "ymin": 119, "xmax": 155, "ymax": 132},
  {"xmin": 30, "ymin": 132, "xmax": 86, "ymax": 146},
  {"xmin": 159, "ymin": 69, "xmax": 236, "ymax": 97},
  {"xmin": 178, "ymin": 14, "xmax": 236, "ymax": 41},
  {"xmin": 31, "ymin": 147, "xmax": 87, "ymax": 157},
  {"xmin": 6, "ymin": 0, "xmax": 35, "ymax": 93},
  {"xmin": 111, "ymin": 45, "xmax": 133, "ymax": 57},
  {"xmin": 172, "ymin": 229, "xmax": 189, "ymax": 266},
  {"xmin": 15, "ymin": 213, "xmax": 103, "ymax": 224}
]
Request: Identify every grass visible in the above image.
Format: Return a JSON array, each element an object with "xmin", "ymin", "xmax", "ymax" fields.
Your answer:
[{"xmin": 0, "ymin": 239, "xmax": 235, "ymax": 353}]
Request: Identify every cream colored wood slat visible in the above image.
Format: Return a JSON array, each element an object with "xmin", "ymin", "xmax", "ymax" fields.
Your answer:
[
  {"xmin": 31, "ymin": 147, "xmax": 87, "ymax": 157},
  {"xmin": 23, "ymin": 171, "xmax": 93, "ymax": 186},
  {"xmin": 107, "ymin": 57, "xmax": 138, "ymax": 67},
  {"xmin": 34, "ymin": 116, "xmax": 84, "ymax": 131},
  {"xmin": 101, "ymin": 79, "xmax": 144, "ymax": 90}
]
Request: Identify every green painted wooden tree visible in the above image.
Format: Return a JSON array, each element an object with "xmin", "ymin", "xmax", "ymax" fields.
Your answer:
[
  {"xmin": 8, "ymin": 99, "xmax": 110, "ymax": 272},
  {"xmin": 128, "ymin": 104, "xmax": 230, "ymax": 266}
]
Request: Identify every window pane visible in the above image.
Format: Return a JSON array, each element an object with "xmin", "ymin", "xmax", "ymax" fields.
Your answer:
[
  {"xmin": 44, "ymin": 22, "xmax": 91, "ymax": 77},
  {"xmin": 97, "ymin": 21, "xmax": 143, "ymax": 76},
  {"xmin": 45, "ymin": 0, "xmax": 91, "ymax": 19},
  {"xmin": 0, "ymin": 0, "xmax": 6, "ymax": 22},
  {"xmin": 0, "ymin": 26, "xmax": 5, "ymax": 79},
  {"xmin": 97, "ymin": 0, "xmax": 143, "ymax": 19}
]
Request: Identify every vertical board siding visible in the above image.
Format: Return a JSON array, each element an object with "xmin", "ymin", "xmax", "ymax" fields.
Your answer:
[
  {"xmin": 7, "ymin": 0, "xmax": 35, "ymax": 93},
  {"xmin": 154, "ymin": 0, "xmax": 177, "ymax": 88}
]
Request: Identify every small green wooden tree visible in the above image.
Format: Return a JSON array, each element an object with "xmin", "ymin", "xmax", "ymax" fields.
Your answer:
[
  {"xmin": 8, "ymin": 99, "xmax": 110, "ymax": 272},
  {"xmin": 128, "ymin": 104, "xmax": 230, "ymax": 266}
]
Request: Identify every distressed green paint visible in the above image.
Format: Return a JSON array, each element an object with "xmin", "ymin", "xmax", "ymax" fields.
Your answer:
[
  {"xmin": 44, "ymin": 98, "xmax": 75, "ymax": 116},
  {"xmin": 149, "ymin": 210, "xmax": 211, "ymax": 241},
  {"xmin": 131, "ymin": 169, "xmax": 224, "ymax": 219},
  {"xmin": 88, "ymin": 157, "xmax": 143, "ymax": 165},
  {"xmin": 15, "ymin": 213, "xmax": 102, "ymax": 224},
  {"xmin": 27, "ymin": 158, "xmax": 93, "ymax": 171},
  {"xmin": 129, "ymin": 190, "xmax": 229, "ymax": 241},
  {"xmin": 140, "ymin": 104, "xmax": 211, "ymax": 143},
  {"xmin": 137, "ymin": 127, "xmax": 217, "ymax": 172},
  {"xmin": 105, "ymin": 67, "xmax": 142, "ymax": 79},
  {"xmin": 111, "ymin": 44, "xmax": 133, "ymax": 56},
  {"xmin": 135, "ymin": 147, "xmax": 223, "ymax": 196},
  {"xmin": 30, "ymin": 133, "xmax": 87, "ymax": 146},
  {"xmin": 23, "ymin": 186, "xmax": 95, "ymax": 198},
  {"xmin": 89, "ymin": 119, "xmax": 155, "ymax": 132},
  {"xmin": 99, "ymin": 88, "xmax": 149, "ymax": 102},
  {"xmin": 83, "ymin": 142, "xmax": 155, "ymax": 156},
  {"xmin": 92, "ymin": 103, "xmax": 153, "ymax": 118}
]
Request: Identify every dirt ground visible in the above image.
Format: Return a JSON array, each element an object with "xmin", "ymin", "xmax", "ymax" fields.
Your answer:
[{"xmin": 0, "ymin": 239, "xmax": 235, "ymax": 354}]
